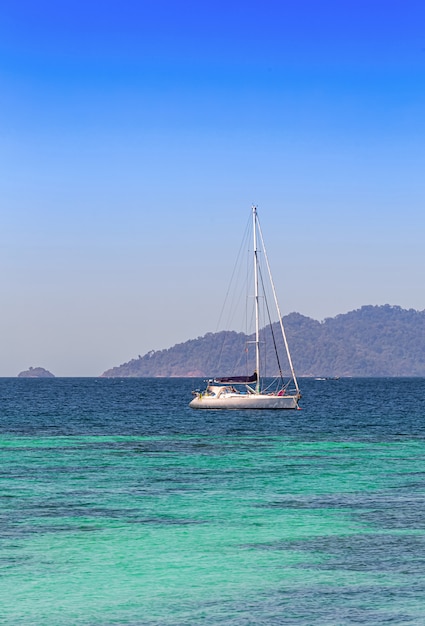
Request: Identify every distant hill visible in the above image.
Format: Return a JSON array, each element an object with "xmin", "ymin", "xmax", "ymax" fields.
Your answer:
[
  {"xmin": 101, "ymin": 305, "xmax": 425, "ymax": 378},
  {"xmin": 18, "ymin": 366, "xmax": 55, "ymax": 378}
]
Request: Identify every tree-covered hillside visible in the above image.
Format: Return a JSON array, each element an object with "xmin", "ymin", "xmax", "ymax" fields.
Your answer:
[{"xmin": 101, "ymin": 305, "xmax": 425, "ymax": 377}]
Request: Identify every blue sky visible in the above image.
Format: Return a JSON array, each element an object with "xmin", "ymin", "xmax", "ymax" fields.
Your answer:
[{"xmin": 1, "ymin": 0, "xmax": 424, "ymax": 376}]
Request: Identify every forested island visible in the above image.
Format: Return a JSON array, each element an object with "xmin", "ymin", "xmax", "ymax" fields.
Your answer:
[
  {"xmin": 18, "ymin": 367, "xmax": 55, "ymax": 378},
  {"xmin": 101, "ymin": 305, "xmax": 425, "ymax": 378}
]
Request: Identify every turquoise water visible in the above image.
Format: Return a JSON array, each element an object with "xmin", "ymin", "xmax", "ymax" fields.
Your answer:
[{"xmin": 1, "ymin": 378, "xmax": 425, "ymax": 624}]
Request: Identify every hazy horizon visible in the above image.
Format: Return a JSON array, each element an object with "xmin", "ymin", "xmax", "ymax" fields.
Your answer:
[
  {"xmin": 1, "ymin": 1, "xmax": 425, "ymax": 376},
  {"xmin": 12, "ymin": 302, "xmax": 425, "ymax": 377}
]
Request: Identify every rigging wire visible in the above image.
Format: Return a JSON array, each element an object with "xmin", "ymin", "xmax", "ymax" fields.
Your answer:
[
  {"xmin": 208, "ymin": 207, "xmax": 297, "ymax": 393},
  {"xmin": 215, "ymin": 214, "xmax": 252, "ymax": 373},
  {"xmin": 258, "ymin": 263, "xmax": 285, "ymax": 388}
]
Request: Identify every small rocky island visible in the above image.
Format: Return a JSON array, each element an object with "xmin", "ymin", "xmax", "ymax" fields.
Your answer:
[{"xmin": 17, "ymin": 367, "xmax": 55, "ymax": 378}]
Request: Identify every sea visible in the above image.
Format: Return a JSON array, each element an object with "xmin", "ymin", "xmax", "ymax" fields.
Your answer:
[{"xmin": 1, "ymin": 377, "xmax": 425, "ymax": 625}]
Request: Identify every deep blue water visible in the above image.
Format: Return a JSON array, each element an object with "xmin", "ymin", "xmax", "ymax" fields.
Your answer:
[
  {"xmin": 1, "ymin": 377, "xmax": 425, "ymax": 624},
  {"xmin": 2, "ymin": 377, "xmax": 425, "ymax": 439}
]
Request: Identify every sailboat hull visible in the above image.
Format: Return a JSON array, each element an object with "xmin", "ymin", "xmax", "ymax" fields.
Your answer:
[{"xmin": 189, "ymin": 393, "xmax": 299, "ymax": 410}]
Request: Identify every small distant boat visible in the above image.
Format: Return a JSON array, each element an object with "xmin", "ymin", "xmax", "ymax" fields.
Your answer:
[{"xmin": 189, "ymin": 206, "xmax": 301, "ymax": 410}]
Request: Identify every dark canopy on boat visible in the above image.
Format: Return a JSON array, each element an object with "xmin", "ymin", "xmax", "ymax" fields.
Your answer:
[{"xmin": 214, "ymin": 372, "xmax": 257, "ymax": 384}]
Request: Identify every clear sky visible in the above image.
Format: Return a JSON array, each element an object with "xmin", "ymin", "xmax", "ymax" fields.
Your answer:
[{"xmin": 1, "ymin": 0, "xmax": 424, "ymax": 376}]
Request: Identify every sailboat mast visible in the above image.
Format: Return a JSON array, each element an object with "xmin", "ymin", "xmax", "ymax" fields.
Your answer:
[
  {"xmin": 257, "ymin": 217, "xmax": 301, "ymax": 395},
  {"xmin": 252, "ymin": 206, "xmax": 261, "ymax": 393}
]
